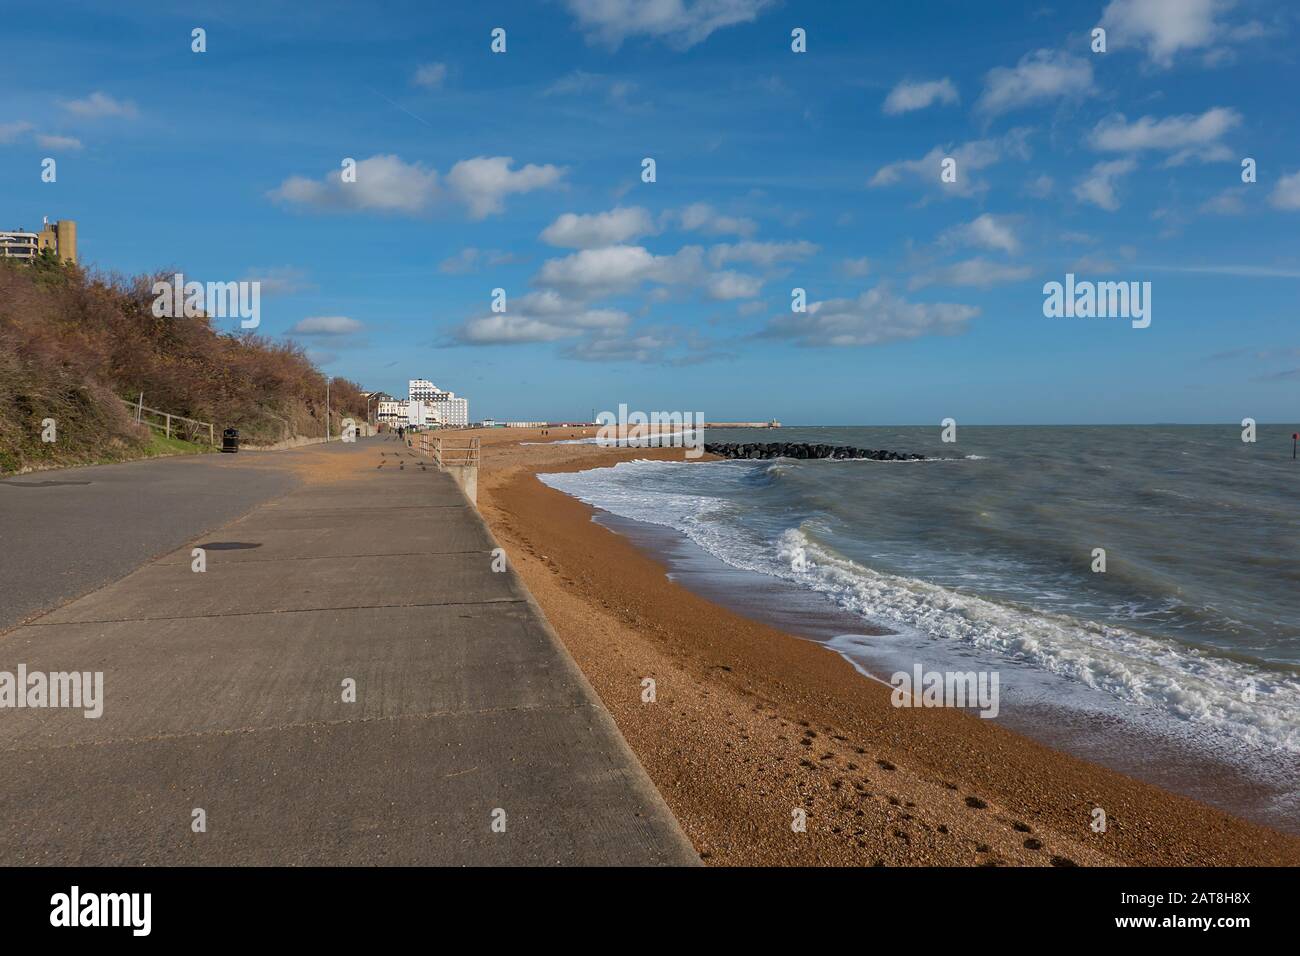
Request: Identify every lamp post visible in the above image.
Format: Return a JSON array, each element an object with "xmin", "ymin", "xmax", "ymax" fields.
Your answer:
[{"xmin": 325, "ymin": 377, "xmax": 330, "ymax": 441}]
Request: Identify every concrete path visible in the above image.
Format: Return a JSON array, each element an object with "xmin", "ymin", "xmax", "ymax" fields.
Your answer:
[
  {"xmin": 0, "ymin": 452, "xmax": 299, "ymax": 631},
  {"xmin": 0, "ymin": 438, "xmax": 697, "ymax": 866}
]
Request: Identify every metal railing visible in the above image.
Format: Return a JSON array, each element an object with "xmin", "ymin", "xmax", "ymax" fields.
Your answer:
[
  {"xmin": 121, "ymin": 397, "xmax": 216, "ymax": 446},
  {"xmin": 413, "ymin": 433, "xmax": 480, "ymax": 467}
]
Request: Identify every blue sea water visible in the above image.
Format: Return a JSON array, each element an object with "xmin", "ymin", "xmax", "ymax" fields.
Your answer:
[{"xmin": 539, "ymin": 425, "xmax": 1300, "ymax": 829}]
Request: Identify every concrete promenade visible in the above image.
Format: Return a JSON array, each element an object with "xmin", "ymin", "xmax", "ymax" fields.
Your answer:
[{"xmin": 0, "ymin": 437, "xmax": 697, "ymax": 865}]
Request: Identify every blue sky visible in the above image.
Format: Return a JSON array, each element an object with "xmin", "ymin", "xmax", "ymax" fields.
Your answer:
[{"xmin": 4, "ymin": 0, "xmax": 1298, "ymax": 424}]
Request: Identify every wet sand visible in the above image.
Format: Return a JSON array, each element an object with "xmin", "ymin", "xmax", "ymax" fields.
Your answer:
[{"xmin": 470, "ymin": 426, "xmax": 1300, "ymax": 866}]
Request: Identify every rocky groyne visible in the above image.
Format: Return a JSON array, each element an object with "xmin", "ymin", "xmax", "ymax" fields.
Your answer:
[{"xmin": 704, "ymin": 442, "xmax": 927, "ymax": 461}]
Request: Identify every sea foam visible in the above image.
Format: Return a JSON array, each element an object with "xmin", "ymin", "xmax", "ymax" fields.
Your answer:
[{"xmin": 538, "ymin": 459, "xmax": 1300, "ymax": 783}]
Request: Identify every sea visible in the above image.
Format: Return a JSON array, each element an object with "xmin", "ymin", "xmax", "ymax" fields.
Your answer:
[{"xmin": 537, "ymin": 425, "xmax": 1300, "ymax": 832}]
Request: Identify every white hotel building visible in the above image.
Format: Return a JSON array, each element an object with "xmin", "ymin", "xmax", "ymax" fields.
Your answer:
[
  {"xmin": 375, "ymin": 380, "xmax": 469, "ymax": 428},
  {"xmin": 409, "ymin": 379, "xmax": 469, "ymax": 427}
]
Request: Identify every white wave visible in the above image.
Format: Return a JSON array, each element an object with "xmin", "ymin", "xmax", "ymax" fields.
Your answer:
[
  {"xmin": 777, "ymin": 528, "xmax": 1298, "ymax": 761},
  {"xmin": 537, "ymin": 459, "xmax": 1300, "ymax": 773}
]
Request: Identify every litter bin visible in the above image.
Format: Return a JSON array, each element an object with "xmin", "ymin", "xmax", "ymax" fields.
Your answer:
[{"xmin": 221, "ymin": 428, "xmax": 239, "ymax": 453}]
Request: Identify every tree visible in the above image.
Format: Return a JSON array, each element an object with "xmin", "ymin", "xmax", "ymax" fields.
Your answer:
[{"xmin": 31, "ymin": 247, "xmax": 68, "ymax": 287}]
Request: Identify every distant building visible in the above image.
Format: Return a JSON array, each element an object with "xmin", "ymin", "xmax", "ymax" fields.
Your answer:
[
  {"xmin": 0, "ymin": 231, "xmax": 38, "ymax": 261},
  {"xmin": 364, "ymin": 391, "xmax": 392, "ymax": 423},
  {"xmin": 376, "ymin": 400, "xmax": 407, "ymax": 425},
  {"xmin": 407, "ymin": 378, "xmax": 469, "ymax": 427},
  {"xmin": 407, "ymin": 379, "xmax": 438, "ymax": 402},
  {"xmin": 1, "ymin": 217, "xmax": 77, "ymax": 264},
  {"xmin": 407, "ymin": 401, "xmax": 440, "ymax": 428},
  {"xmin": 376, "ymin": 379, "xmax": 470, "ymax": 429}
]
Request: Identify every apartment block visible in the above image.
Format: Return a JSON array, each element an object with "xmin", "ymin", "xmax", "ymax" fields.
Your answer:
[
  {"xmin": 1, "ymin": 217, "xmax": 77, "ymax": 264},
  {"xmin": 407, "ymin": 378, "xmax": 469, "ymax": 427}
]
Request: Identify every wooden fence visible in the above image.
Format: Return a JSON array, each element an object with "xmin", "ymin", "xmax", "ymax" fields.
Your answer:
[{"xmin": 121, "ymin": 396, "xmax": 216, "ymax": 447}]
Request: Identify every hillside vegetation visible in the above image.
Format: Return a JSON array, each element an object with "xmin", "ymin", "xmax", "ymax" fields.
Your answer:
[{"xmin": 0, "ymin": 253, "xmax": 367, "ymax": 474}]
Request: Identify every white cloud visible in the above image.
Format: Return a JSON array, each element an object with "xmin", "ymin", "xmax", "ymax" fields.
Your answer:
[
  {"xmin": 541, "ymin": 206, "xmax": 657, "ymax": 248},
  {"xmin": 554, "ymin": 308, "xmax": 636, "ymax": 329},
  {"xmin": 976, "ymin": 49, "xmax": 1094, "ymax": 116},
  {"xmin": 59, "ymin": 91, "xmax": 139, "ymax": 119},
  {"xmin": 438, "ymin": 248, "xmax": 482, "ymax": 274},
  {"xmin": 1100, "ymin": 0, "xmax": 1241, "ymax": 67},
  {"xmin": 707, "ymin": 240, "xmax": 818, "ymax": 268},
  {"xmin": 760, "ymin": 287, "xmax": 978, "ymax": 347},
  {"xmin": 508, "ymin": 290, "xmax": 632, "ymax": 325},
  {"xmin": 1074, "ymin": 158, "xmax": 1138, "ymax": 211},
  {"xmin": 676, "ymin": 202, "xmax": 757, "ymax": 238},
  {"xmin": 1169, "ymin": 144, "xmax": 1234, "ymax": 167},
  {"xmin": 512, "ymin": 289, "xmax": 595, "ymax": 317},
  {"xmin": 412, "ymin": 63, "xmax": 447, "ymax": 88},
  {"xmin": 455, "ymin": 290, "xmax": 632, "ymax": 344},
  {"xmin": 1022, "ymin": 174, "xmax": 1055, "ymax": 198},
  {"xmin": 910, "ymin": 258, "xmax": 1034, "ymax": 290},
  {"xmin": 269, "ymin": 154, "xmax": 563, "ymax": 219},
  {"xmin": 538, "ymin": 245, "xmax": 659, "ymax": 292},
  {"xmin": 870, "ymin": 129, "xmax": 1032, "ymax": 198},
  {"xmin": 839, "ymin": 257, "xmax": 872, "ymax": 277},
  {"xmin": 444, "ymin": 156, "xmax": 566, "ymax": 219},
  {"xmin": 563, "ymin": 327, "xmax": 725, "ymax": 364},
  {"xmin": 0, "ymin": 121, "xmax": 34, "ymax": 143},
  {"xmin": 1200, "ymin": 188, "xmax": 1247, "ymax": 215},
  {"xmin": 563, "ymin": 0, "xmax": 777, "ymax": 49},
  {"xmin": 564, "ymin": 330, "xmax": 674, "ymax": 362},
  {"xmin": 941, "ymin": 213, "xmax": 1020, "ymax": 255},
  {"xmin": 243, "ymin": 266, "xmax": 313, "ymax": 295},
  {"xmin": 438, "ymin": 248, "xmax": 521, "ymax": 273},
  {"xmin": 1089, "ymin": 107, "xmax": 1240, "ymax": 165},
  {"xmin": 705, "ymin": 271, "xmax": 763, "ymax": 300},
  {"xmin": 458, "ymin": 314, "xmax": 580, "ymax": 344},
  {"xmin": 530, "ymin": 237, "xmax": 784, "ymax": 311},
  {"xmin": 536, "ymin": 244, "xmax": 705, "ymax": 295},
  {"xmin": 1270, "ymin": 171, "xmax": 1300, "ymax": 211},
  {"xmin": 883, "ymin": 78, "xmax": 959, "ymax": 115},
  {"xmin": 289, "ymin": 316, "xmax": 365, "ymax": 336},
  {"xmin": 543, "ymin": 70, "xmax": 639, "ymax": 105},
  {"xmin": 270, "ymin": 155, "xmax": 440, "ymax": 214},
  {"xmin": 1, "ymin": 122, "xmax": 83, "ymax": 150},
  {"xmin": 35, "ymin": 134, "xmax": 83, "ymax": 150}
]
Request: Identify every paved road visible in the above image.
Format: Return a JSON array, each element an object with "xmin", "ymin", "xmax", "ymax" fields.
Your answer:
[
  {"xmin": 0, "ymin": 438, "xmax": 696, "ymax": 865},
  {"xmin": 0, "ymin": 449, "xmax": 301, "ymax": 632}
]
